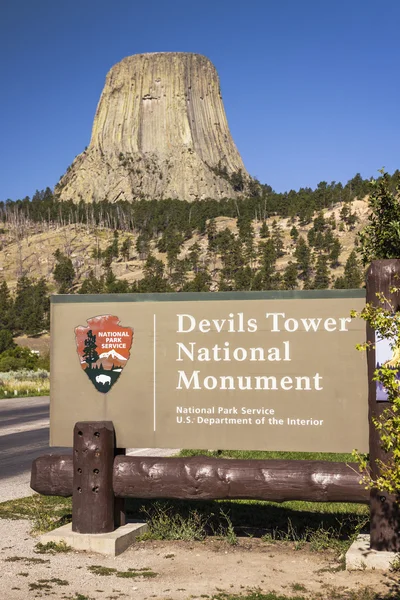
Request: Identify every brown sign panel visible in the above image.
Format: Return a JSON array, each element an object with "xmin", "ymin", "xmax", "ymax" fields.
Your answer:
[{"xmin": 50, "ymin": 291, "xmax": 368, "ymax": 452}]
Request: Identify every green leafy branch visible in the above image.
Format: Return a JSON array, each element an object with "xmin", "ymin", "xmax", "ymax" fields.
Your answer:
[
  {"xmin": 351, "ymin": 290, "xmax": 400, "ymax": 494},
  {"xmin": 358, "ymin": 169, "xmax": 400, "ymax": 265}
]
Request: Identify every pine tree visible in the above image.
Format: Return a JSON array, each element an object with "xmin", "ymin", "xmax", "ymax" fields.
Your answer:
[
  {"xmin": 78, "ymin": 270, "xmax": 105, "ymax": 294},
  {"xmin": 260, "ymin": 221, "xmax": 269, "ymax": 239},
  {"xmin": 0, "ymin": 329, "xmax": 15, "ymax": 353},
  {"xmin": 83, "ymin": 330, "xmax": 99, "ymax": 368},
  {"xmin": 206, "ymin": 219, "xmax": 218, "ymax": 252},
  {"xmin": 347, "ymin": 211, "xmax": 358, "ymax": 230},
  {"xmin": 294, "ymin": 237, "xmax": 312, "ymax": 281},
  {"xmin": 230, "ymin": 169, "xmax": 244, "ymax": 192},
  {"xmin": 0, "ymin": 281, "xmax": 13, "ymax": 331},
  {"xmin": 313, "ymin": 255, "xmax": 330, "ymax": 289},
  {"xmin": 313, "ymin": 211, "xmax": 326, "ymax": 232},
  {"xmin": 53, "ymin": 249, "xmax": 75, "ymax": 293},
  {"xmin": 340, "ymin": 203, "xmax": 349, "ymax": 219},
  {"xmin": 13, "ymin": 277, "xmax": 48, "ymax": 334},
  {"xmin": 106, "ymin": 269, "xmax": 116, "ymax": 290},
  {"xmin": 323, "ymin": 229, "xmax": 335, "ymax": 251},
  {"xmin": 290, "ymin": 226, "xmax": 299, "ymax": 242},
  {"xmin": 234, "ymin": 266, "xmax": 254, "ymax": 291},
  {"xmin": 258, "ymin": 239, "xmax": 278, "ymax": 289},
  {"xmin": 302, "ymin": 273, "xmax": 312, "ymax": 290},
  {"xmin": 220, "ymin": 238, "xmax": 243, "ymax": 285},
  {"xmin": 329, "ymin": 238, "xmax": 342, "ymax": 267},
  {"xmin": 343, "ymin": 250, "xmax": 364, "ymax": 288},
  {"xmin": 218, "ymin": 272, "xmax": 232, "ymax": 291},
  {"xmin": 31, "ymin": 278, "xmax": 50, "ymax": 333},
  {"xmin": 283, "ymin": 261, "xmax": 298, "ymax": 290},
  {"xmin": 120, "ymin": 237, "xmax": 132, "ymax": 261},
  {"xmin": 183, "ymin": 270, "xmax": 211, "ymax": 292},
  {"xmin": 137, "ymin": 254, "xmax": 170, "ymax": 293},
  {"xmin": 307, "ymin": 229, "xmax": 316, "ymax": 247},
  {"xmin": 188, "ymin": 242, "xmax": 201, "ymax": 272},
  {"xmin": 111, "ymin": 230, "xmax": 119, "ymax": 258},
  {"xmin": 271, "ymin": 221, "xmax": 284, "ymax": 257},
  {"xmin": 136, "ymin": 234, "xmax": 151, "ymax": 260},
  {"xmin": 334, "ymin": 276, "xmax": 347, "ymax": 289},
  {"xmin": 214, "ymin": 228, "xmax": 235, "ymax": 255},
  {"xmin": 170, "ymin": 259, "xmax": 189, "ymax": 291},
  {"xmin": 314, "ymin": 231, "xmax": 325, "ymax": 251},
  {"xmin": 299, "ymin": 204, "xmax": 314, "ymax": 226},
  {"xmin": 238, "ymin": 218, "xmax": 253, "ymax": 243},
  {"xmin": 166, "ymin": 235, "xmax": 184, "ymax": 272}
]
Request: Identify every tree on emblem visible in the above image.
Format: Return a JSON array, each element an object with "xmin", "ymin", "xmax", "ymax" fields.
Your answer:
[{"xmin": 83, "ymin": 330, "xmax": 99, "ymax": 368}]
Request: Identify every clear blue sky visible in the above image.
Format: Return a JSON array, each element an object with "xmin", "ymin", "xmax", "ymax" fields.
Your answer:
[{"xmin": 1, "ymin": 0, "xmax": 399, "ymax": 201}]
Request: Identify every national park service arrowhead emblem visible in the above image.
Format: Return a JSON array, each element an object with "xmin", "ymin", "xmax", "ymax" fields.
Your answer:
[{"xmin": 75, "ymin": 315, "xmax": 133, "ymax": 393}]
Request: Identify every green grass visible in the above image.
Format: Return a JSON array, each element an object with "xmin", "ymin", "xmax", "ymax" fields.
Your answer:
[
  {"xmin": 87, "ymin": 566, "xmax": 117, "ymax": 576},
  {"xmin": 291, "ymin": 583, "xmax": 307, "ymax": 592},
  {"xmin": 34, "ymin": 540, "xmax": 72, "ymax": 553},
  {"xmin": 0, "ymin": 494, "xmax": 72, "ymax": 533},
  {"xmin": 116, "ymin": 568, "xmax": 157, "ymax": 578},
  {"xmin": 28, "ymin": 578, "xmax": 69, "ymax": 591},
  {"xmin": 179, "ymin": 448, "xmax": 355, "ymax": 462},
  {"xmin": 139, "ymin": 503, "xmax": 208, "ymax": 541},
  {"xmin": 87, "ymin": 565, "xmax": 157, "ymax": 578},
  {"xmin": 127, "ymin": 497, "xmax": 368, "ymax": 555},
  {"xmin": 5, "ymin": 556, "xmax": 50, "ymax": 564}
]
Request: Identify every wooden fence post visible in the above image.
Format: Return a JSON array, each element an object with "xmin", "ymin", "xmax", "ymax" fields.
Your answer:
[
  {"xmin": 72, "ymin": 421, "xmax": 115, "ymax": 534},
  {"xmin": 366, "ymin": 259, "xmax": 400, "ymax": 551}
]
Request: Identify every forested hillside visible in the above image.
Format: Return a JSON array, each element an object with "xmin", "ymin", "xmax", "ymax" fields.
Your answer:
[{"xmin": 0, "ymin": 170, "xmax": 398, "ymax": 342}]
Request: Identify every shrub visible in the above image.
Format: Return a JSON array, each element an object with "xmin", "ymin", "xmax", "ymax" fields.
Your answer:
[{"xmin": 0, "ymin": 346, "xmax": 40, "ymax": 372}]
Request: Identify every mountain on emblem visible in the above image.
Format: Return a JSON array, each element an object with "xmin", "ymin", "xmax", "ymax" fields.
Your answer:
[
  {"xmin": 99, "ymin": 349, "xmax": 128, "ymax": 361},
  {"xmin": 75, "ymin": 315, "xmax": 133, "ymax": 393}
]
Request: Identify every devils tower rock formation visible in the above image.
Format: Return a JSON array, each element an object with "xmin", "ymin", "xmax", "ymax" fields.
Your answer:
[{"xmin": 56, "ymin": 53, "xmax": 252, "ymax": 202}]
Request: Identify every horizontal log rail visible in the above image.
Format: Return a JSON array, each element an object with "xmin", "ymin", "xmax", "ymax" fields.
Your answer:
[
  {"xmin": 31, "ymin": 454, "xmax": 369, "ymax": 504},
  {"xmin": 31, "ymin": 454, "xmax": 72, "ymax": 497}
]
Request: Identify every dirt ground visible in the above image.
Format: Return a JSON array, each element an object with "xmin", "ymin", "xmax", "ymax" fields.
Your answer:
[{"xmin": 1, "ymin": 519, "xmax": 399, "ymax": 600}]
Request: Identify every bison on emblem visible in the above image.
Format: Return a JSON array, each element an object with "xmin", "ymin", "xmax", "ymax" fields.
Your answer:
[{"xmin": 75, "ymin": 315, "xmax": 133, "ymax": 393}]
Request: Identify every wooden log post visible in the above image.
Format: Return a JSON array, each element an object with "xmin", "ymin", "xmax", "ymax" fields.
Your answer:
[
  {"xmin": 366, "ymin": 260, "xmax": 400, "ymax": 551},
  {"xmin": 114, "ymin": 447, "xmax": 126, "ymax": 527},
  {"xmin": 72, "ymin": 421, "xmax": 115, "ymax": 534}
]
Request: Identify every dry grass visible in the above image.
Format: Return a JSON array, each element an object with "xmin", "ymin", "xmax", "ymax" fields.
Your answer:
[{"xmin": 0, "ymin": 369, "xmax": 49, "ymax": 398}]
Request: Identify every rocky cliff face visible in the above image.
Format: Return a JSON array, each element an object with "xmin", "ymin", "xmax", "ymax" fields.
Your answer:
[{"xmin": 56, "ymin": 52, "xmax": 252, "ymax": 202}]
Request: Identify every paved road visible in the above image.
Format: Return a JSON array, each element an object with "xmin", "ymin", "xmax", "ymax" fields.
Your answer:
[{"xmin": 0, "ymin": 396, "xmax": 178, "ymax": 502}]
